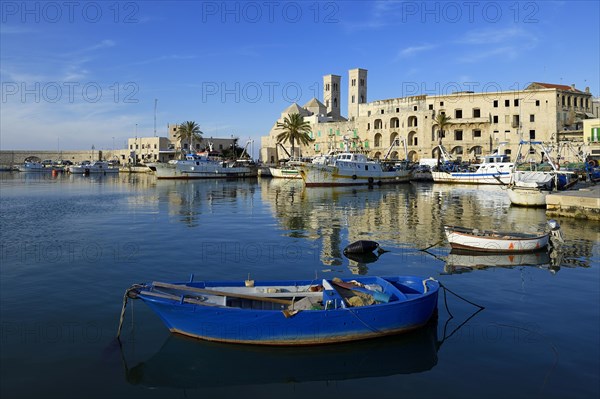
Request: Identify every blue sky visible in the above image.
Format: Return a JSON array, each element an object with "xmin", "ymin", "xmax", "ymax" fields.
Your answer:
[{"xmin": 1, "ymin": 1, "xmax": 599, "ymax": 158}]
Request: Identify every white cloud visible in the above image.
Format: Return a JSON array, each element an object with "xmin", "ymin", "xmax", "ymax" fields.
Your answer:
[{"xmin": 396, "ymin": 44, "xmax": 435, "ymax": 59}]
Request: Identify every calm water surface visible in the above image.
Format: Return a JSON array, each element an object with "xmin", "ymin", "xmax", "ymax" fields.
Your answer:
[{"xmin": 1, "ymin": 172, "xmax": 598, "ymax": 399}]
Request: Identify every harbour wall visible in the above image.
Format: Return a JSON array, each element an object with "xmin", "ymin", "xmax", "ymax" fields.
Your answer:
[{"xmin": 0, "ymin": 150, "xmax": 124, "ymax": 166}]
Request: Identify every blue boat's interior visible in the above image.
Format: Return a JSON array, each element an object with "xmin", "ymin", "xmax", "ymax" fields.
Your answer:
[{"xmin": 145, "ymin": 276, "xmax": 432, "ymax": 311}]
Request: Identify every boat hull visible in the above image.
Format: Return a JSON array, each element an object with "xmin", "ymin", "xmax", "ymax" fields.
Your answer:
[
  {"xmin": 135, "ymin": 276, "xmax": 439, "ymax": 345},
  {"xmin": 444, "ymin": 225, "xmax": 550, "ymax": 252},
  {"xmin": 69, "ymin": 166, "xmax": 119, "ymax": 174},
  {"xmin": 431, "ymin": 171, "xmax": 511, "ymax": 185},
  {"xmin": 299, "ymin": 164, "xmax": 411, "ymax": 187},
  {"xmin": 269, "ymin": 167, "xmax": 302, "ymax": 179},
  {"xmin": 147, "ymin": 162, "xmax": 256, "ymax": 179},
  {"xmin": 507, "ymin": 186, "xmax": 549, "ymax": 207}
]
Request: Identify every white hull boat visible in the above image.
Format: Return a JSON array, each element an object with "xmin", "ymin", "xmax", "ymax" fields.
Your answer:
[
  {"xmin": 147, "ymin": 154, "xmax": 256, "ymax": 179},
  {"xmin": 69, "ymin": 161, "xmax": 119, "ymax": 174},
  {"xmin": 269, "ymin": 166, "xmax": 302, "ymax": 179},
  {"xmin": 298, "ymin": 152, "xmax": 411, "ymax": 187},
  {"xmin": 443, "ymin": 221, "xmax": 563, "ymax": 253},
  {"xmin": 17, "ymin": 162, "xmax": 50, "ymax": 172}
]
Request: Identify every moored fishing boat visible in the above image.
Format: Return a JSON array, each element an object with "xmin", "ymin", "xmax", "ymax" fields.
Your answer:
[
  {"xmin": 121, "ymin": 275, "xmax": 439, "ymax": 345},
  {"xmin": 147, "ymin": 153, "xmax": 257, "ymax": 179},
  {"xmin": 431, "ymin": 153, "xmax": 514, "ymax": 185},
  {"xmin": 298, "ymin": 152, "xmax": 411, "ymax": 187},
  {"xmin": 443, "ymin": 220, "xmax": 563, "ymax": 252}
]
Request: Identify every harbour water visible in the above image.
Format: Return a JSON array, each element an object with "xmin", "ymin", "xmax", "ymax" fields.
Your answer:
[{"xmin": 0, "ymin": 172, "xmax": 598, "ymax": 399}]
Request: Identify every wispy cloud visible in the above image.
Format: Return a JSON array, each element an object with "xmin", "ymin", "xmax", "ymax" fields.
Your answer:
[
  {"xmin": 396, "ymin": 44, "xmax": 435, "ymax": 59},
  {"xmin": 455, "ymin": 27, "xmax": 538, "ymax": 63}
]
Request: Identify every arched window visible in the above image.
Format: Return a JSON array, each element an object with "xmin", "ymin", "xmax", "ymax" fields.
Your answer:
[
  {"xmin": 374, "ymin": 133, "xmax": 382, "ymax": 147},
  {"xmin": 408, "ymin": 116, "xmax": 418, "ymax": 127},
  {"xmin": 374, "ymin": 119, "xmax": 383, "ymax": 129},
  {"xmin": 390, "ymin": 132, "xmax": 398, "ymax": 146}
]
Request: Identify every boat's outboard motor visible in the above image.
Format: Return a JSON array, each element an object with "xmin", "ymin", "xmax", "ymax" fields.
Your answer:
[{"xmin": 547, "ymin": 219, "xmax": 564, "ymax": 244}]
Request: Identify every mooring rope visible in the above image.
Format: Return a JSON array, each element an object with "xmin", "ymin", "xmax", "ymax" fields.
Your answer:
[{"xmin": 117, "ymin": 285, "xmax": 142, "ymax": 339}]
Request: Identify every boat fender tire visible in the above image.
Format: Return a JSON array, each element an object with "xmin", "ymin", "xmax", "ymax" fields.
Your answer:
[
  {"xmin": 352, "ymin": 174, "xmax": 357, "ymax": 180},
  {"xmin": 368, "ymin": 177, "xmax": 374, "ymax": 184}
]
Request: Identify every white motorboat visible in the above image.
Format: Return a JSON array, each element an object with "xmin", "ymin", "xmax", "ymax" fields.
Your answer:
[
  {"xmin": 69, "ymin": 161, "xmax": 119, "ymax": 174},
  {"xmin": 298, "ymin": 152, "xmax": 411, "ymax": 187},
  {"xmin": 17, "ymin": 161, "xmax": 49, "ymax": 172},
  {"xmin": 269, "ymin": 166, "xmax": 302, "ymax": 179},
  {"xmin": 147, "ymin": 153, "xmax": 256, "ymax": 179}
]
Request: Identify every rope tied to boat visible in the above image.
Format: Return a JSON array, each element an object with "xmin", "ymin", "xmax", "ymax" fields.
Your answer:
[{"xmin": 117, "ymin": 284, "xmax": 143, "ymax": 339}]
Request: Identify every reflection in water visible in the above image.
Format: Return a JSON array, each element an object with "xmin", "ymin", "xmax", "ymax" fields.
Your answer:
[
  {"xmin": 443, "ymin": 249, "xmax": 561, "ymax": 274},
  {"xmin": 261, "ymin": 180, "xmax": 598, "ymax": 272},
  {"xmin": 123, "ymin": 316, "xmax": 440, "ymax": 389},
  {"xmin": 155, "ymin": 179, "xmax": 257, "ymax": 228}
]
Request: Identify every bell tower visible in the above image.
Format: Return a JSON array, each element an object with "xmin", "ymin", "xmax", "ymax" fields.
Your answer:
[
  {"xmin": 323, "ymin": 74, "xmax": 341, "ymax": 118},
  {"xmin": 348, "ymin": 68, "xmax": 367, "ymax": 121}
]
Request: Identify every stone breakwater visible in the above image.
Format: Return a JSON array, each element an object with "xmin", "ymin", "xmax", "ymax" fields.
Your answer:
[{"xmin": 0, "ymin": 150, "xmax": 122, "ymax": 166}]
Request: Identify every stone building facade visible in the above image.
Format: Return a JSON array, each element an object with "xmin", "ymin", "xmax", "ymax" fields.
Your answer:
[{"xmin": 260, "ymin": 68, "xmax": 598, "ymax": 164}]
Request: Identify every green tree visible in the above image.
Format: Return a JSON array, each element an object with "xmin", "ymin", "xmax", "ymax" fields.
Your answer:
[
  {"xmin": 433, "ymin": 113, "xmax": 452, "ymax": 166},
  {"xmin": 176, "ymin": 121, "xmax": 203, "ymax": 156},
  {"xmin": 276, "ymin": 113, "xmax": 313, "ymax": 160}
]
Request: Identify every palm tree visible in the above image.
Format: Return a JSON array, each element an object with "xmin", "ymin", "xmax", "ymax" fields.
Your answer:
[
  {"xmin": 433, "ymin": 113, "xmax": 452, "ymax": 167},
  {"xmin": 176, "ymin": 121, "xmax": 203, "ymax": 156},
  {"xmin": 276, "ymin": 113, "xmax": 313, "ymax": 160}
]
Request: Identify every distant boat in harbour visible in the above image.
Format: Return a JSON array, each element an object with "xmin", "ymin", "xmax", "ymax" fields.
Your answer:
[
  {"xmin": 69, "ymin": 160, "xmax": 119, "ymax": 174},
  {"xmin": 147, "ymin": 153, "xmax": 256, "ymax": 179}
]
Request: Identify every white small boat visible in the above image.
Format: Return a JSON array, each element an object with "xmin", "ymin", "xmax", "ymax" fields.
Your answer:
[
  {"xmin": 298, "ymin": 152, "xmax": 411, "ymax": 187},
  {"xmin": 69, "ymin": 161, "xmax": 119, "ymax": 174},
  {"xmin": 443, "ymin": 220, "xmax": 563, "ymax": 253}
]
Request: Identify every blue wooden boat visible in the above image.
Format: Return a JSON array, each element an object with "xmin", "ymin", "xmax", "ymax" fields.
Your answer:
[{"xmin": 125, "ymin": 275, "xmax": 439, "ymax": 345}]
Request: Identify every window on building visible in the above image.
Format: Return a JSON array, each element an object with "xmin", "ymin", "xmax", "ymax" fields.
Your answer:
[
  {"xmin": 493, "ymin": 115, "xmax": 499, "ymax": 123},
  {"xmin": 529, "ymin": 130, "xmax": 536, "ymax": 139},
  {"xmin": 429, "ymin": 104, "xmax": 433, "ymax": 110},
  {"xmin": 368, "ymin": 111, "xmax": 371, "ymax": 117},
  {"xmin": 454, "ymin": 130, "xmax": 463, "ymax": 140},
  {"xmin": 440, "ymin": 101, "xmax": 444, "ymax": 106},
  {"xmin": 360, "ymin": 79, "xmax": 364, "ymax": 86},
  {"xmin": 455, "ymin": 109, "xmax": 462, "ymax": 118},
  {"xmin": 514, "ymin": 99, "xmax": 519, "ymax": 106},
  {"xmin": 413, "ymin": 106, "xmax": 417, "ymax": 111},
  {"xmin": 473, "ymin": 108, "xmax": 481, "ymax": 117},
  {"xmin": 129, "ymin": 145, "xmax": 133, "ymax": 149},
  {"xmin": 512, "ymin": 115, "xmax": 520, "ymax": 127},
  {"xmin": 473, "ymin": 129, "xmax": 481, "ymax": 138},
  {"xmin": 396, "ymin": 107, "xmax": 400, "ymax": 113},
  {"xmin": 530, "ymin": 114, "xmax": 535, "ymax": 122},
  {"xmin": 381, "ymin": 109, "xmax": 384, "ymax": 114},
  {"xmin": 505, "ymin": 99, "xmax": 510, "ymax": 107},
  {"xmin": 351, "ymin": 95, "xmax": 355, "ymax": 104},
  {"xmin": 352, "ymin": 79, "xmax": 356, "ymax": 86},
  {"xmin": 326, "ymin": 84, "xmax": 330, "ymax": 91},
  {"xmin": 360, "ymin": 95, "xmax": 364, "ymax": 103},
  {"xmin": 136, "ymin": 144, "xmax": 139, "ymax": 149},
  {"xmin": 536, "ymin": 100, "xmax": 540, "ymax": 106}
]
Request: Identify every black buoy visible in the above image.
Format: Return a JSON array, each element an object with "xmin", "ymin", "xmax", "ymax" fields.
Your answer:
[{"xmin": 343, "ymin": 240, "xmax": 380, "ymax": 254}]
